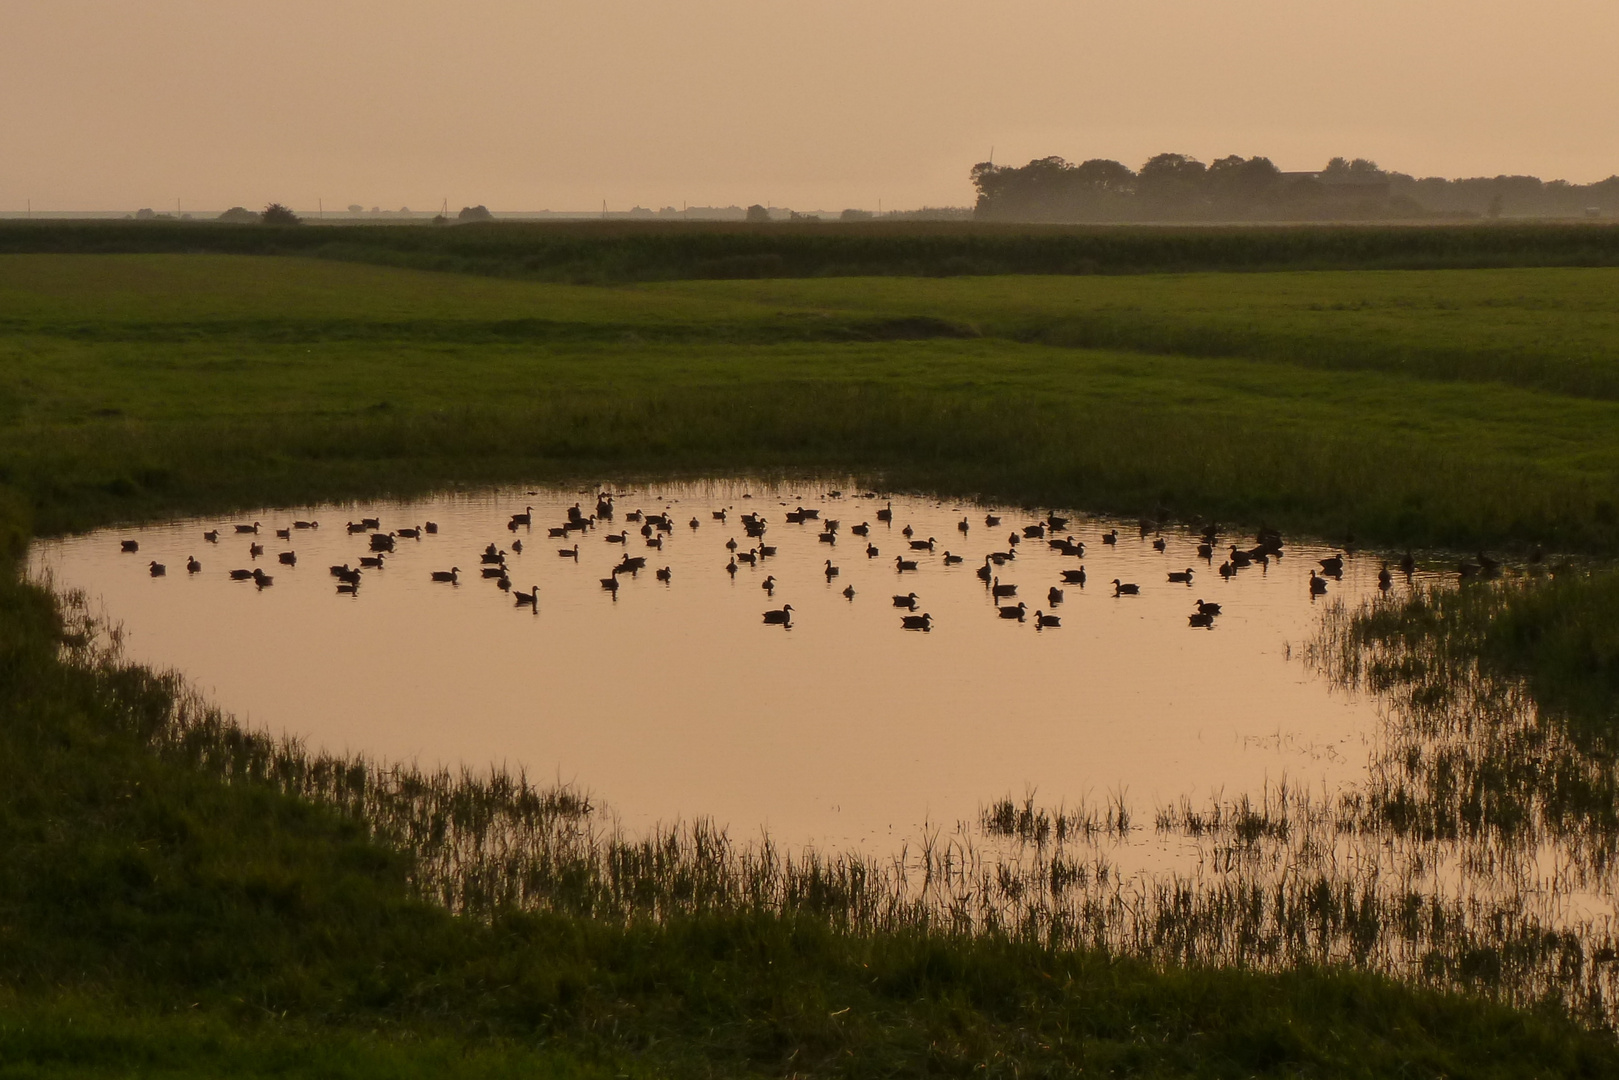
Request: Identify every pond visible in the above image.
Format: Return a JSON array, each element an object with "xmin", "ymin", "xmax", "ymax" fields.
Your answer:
[{"xmin": 33, "ymin": 482, "xmax": 1400, "ymax": 855}]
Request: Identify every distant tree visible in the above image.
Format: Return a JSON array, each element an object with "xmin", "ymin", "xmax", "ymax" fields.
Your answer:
[
  {"xmin": 1072, "ymin": 158, "xmax": 1135, "ymax": 192},
  {"xmin": 1207, "ymin": 155, "xmax": 1281, "ymax": 199},
  {"xmin": 346, "ymin": 204, "xmax": 363, "ymax": 214},
  {"xmin": 1322, "ymin": 157, "xmax": 1384, "ymax": 178},
  {"xmin": 217, "ymin": 207, "xmax": 258, "ymax": 223},
  {"xmin": 839, "ymin": 208, "xmax": 874, "ymax": 221},
  {"xmin": 260, "ymin": 203, "xmax": 301, "ymax": 226},
  {"xmin": 458, "ymin": 204, "xmax": 493, "ymax": 221},
  {"xmin": 745, "ymin": 204, "xmax": 771, "ymax": 222}
]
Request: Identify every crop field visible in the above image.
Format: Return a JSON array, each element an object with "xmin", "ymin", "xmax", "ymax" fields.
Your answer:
[{"xmin": 3, "ymin": 236, "xmax": 1619, "ymax": 1076}]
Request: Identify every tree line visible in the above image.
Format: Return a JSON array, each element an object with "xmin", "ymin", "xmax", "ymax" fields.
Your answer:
[{"xmin": 971, "ymin": 154, "xmax": 1619, "ymax": 222}]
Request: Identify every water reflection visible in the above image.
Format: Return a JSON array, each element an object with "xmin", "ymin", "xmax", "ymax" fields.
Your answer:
[{"xmin": 32, "ymin": 482, "xmax": 1392, "ymax": 852}]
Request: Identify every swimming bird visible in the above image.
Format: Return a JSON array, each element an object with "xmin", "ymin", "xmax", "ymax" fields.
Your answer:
[
  {"xmin": 229, "ymin": 569, "xmax": 254, "ymax": 581},
  {"xmin": 1319, "ymin": 554, "xmax": 1345, "ymax": 575},
  {"xmin": 558, "ymin": 544, "xmax": 579, "ymax": 559},
  {"xmin": 895, "ymin": 556, "xmax": 918, "ymax": 572},
  {"xmin": 248, "ymin": 543, "xmax": 263, "ymax": 558},
  {"xmin": 425, "ymin": 522, "xmax": 438, "ymax": 534},
  {"xmin": 998, "ymin": 601, "xmax": 1027, "ymax": 621},
  {"xmin": 1309, "ymin": 572, "xmax": 1328, "ymax": 596},
  {"xmin": 689, "ymin": 517, "xmax": 701, "ymax": 530},
  {"xmin": 1111, "ymin": 579, "xmax": 1139, "ymax": 596},
  {"xmin": 977, "ymin": 558, "xmax": 993, "ymax": 582},
  {"xmin": 725, "ymin": 537, "xmax": 738, "ymax": 551},
  {"xmin": 958, "ymin": 517, "xmax": 970, "ymax": 534},
  {"xmin": 346, "ymin": 522, "xmax": 368, "ymax": 534},
  {"xmin": 893, "ymin": 592, "xmax": 919, "ymax": 609},
  {"xmin": 1046, "ymin": 513, "xmax": 1069, "ymax": 530},
  {"xmin": 1047, "ymin": 586, "xmax": 1063, "ymax": 606},
  {"xmin": 1399, "ymin": 551, "xmax": 1415, "ymax": 576},
  {"xmin": 1378, "ymin": 563, "xmax": 1393, "ymax": 591},
  {"xmin": 656, "ymin": 566, "xmax": 672, "ymax": 582},
  {"xmin": 824, "ymin": 560, "xmax": 839, "ymax": 579},
  {"xmin": 235, "ymin": 522, "xmax": 260, "ymax": 534},
  {"xmin": 294, "ymin": 520, "xmax": 318, "ymax": 530},
  {"xmin": 361, "ymin": 517, "xmax": 381, "ymax": 530},
  {"xmin": 819, "ymin": 530, "xmax": 837, "ymax": 545},
  {"xmin": 120, "ymin": 539, "xmax": 139, "ymax": 553},
  {"xmin": 712, "ymin": 509, "xmax": 728, "ymax": 521},
  {"xmin": 186, "ymin": 556, "xmax": 201, "ymax": 574},
  {"xmin": 762, "ymin": 575, "xmax": 776, "ymax": 594},
  {"xmin": 942, "ymin": 551, "xmax": 963, "ymax": 565},
  {"xmin": 851, "ymin": 522, "xmax": 870, "ymax": 536},
  {"xmin": 1188, "ymin": 612, "xmax": 1214, "ymax": 629},
  {"xmin": 901, "ymin": 612, "xmax": 932, "ymax": 631},
  {"xmin": 909, "ymin": 537, "xmax": 937, "ymax": 551},
  {"xmin": 1167, "ymin": 568, "xmax": 1194, "ymax": 584},
  {"xmin": 1023, "ymin": 524, "xmax": 1045, "ymax": 539},
  {"xmin": 615, "ymin": 556, "xmax": 647, "ymax": 575},
  {"xmin": 515, "ymin": 585, "xmax": 538, "ymax": 607},
  {"xmin": 991, "ymin": 577, "xmax": 1016, "ymax": 598},
  {"xmin": 601, "ymin": 576, "xmax": 620, "ymax": 593},
  {"xmin": 397, "ymin": 526, "xmax": 422, "ymax": 540},
  {"xmin": 902, "ymin": 524, "xmax": 914, "ymax": 538},
  {"xmin": 203, "ymin": 530, "xmax": 219, "ymax": 544},
  {"xmin": 1195, "ymin": 600, "xmax": 1222, "ymax": 616},
  {"xmin": 511, "ymin": 539, "xmax": 523, "ymax": 553},
  {"xmin": 606, "ymin": 531, "xmax": 629, "ymax": 544},
  {"xmin": 758, "ymin": 544, "xmax": 777, "ymax": 558},
  {"xmin": 275, "ymin": 527, "xmax": 291, "ymax": 540},
  {"xmin": 1196, "ymin": 541, "xmax": 1213, "ymax": 559},
  {"xmin": 1218, "ymin": 561, "xmax": 1235, "ymax": 580},
  {"xmin": 985, "ymin": 514, "xmax": 1001, "ymax": 527},
  {"xmin": 251, "ymin": 569, "xmax": 274, "ymax": 588},
  {"xmin": 1007, "ymin": 533, "xmax": 1020, "ymax": 547},
  {"xmin": 866, "ymin": 543, "xmax": 880, "ymax": 558},
  {"xmin": 1034, "ymin": 611, "xmax": 1060, "ymax": 629},
  {"xmin": 737, "ymin": 549, "xmax": 757, "ymax": 566},
  {"xmin": 1101, "ymin": 529, "xmax": 1118, "ymax": 546},
  {"xmin": 431, "ymin": 567, "xmax": 460, "ymax": 583},
  {"xmin": 1060, "ymin": 568, "xmax": 1086, "ymax": 585},
  {"xmin": 496, "ymin": 574, "xmax": 512, "ymax": 591},
  {"xmin": 481, "ymin": 565, "xmax": 507, "ymax": 578},
  {"xmin": 842, "ymin": 584, "xmax": 855, "ymax": 600},
  {"xmin": 876, "ymin": 501, "xmax": 893, "ymax": 522},
  {"xmin": 510, "ymin": 507, "xmax": 534, "ymax": 528},
  {"xmin": 726, "ymin": 558, "xmax": 738, "ymax": 577},
  {"xmin": 359, "ymin": 554, "xmax": 385, "ymax": 569},
  {"xmin": 762, "ymin": 604, "xmax": 793, "ymax": 626},
  {"xmin": 148, "ymin": 561, "xmax": 165, "ymax": 576},
  {"xmin": 336, "ymin": 581, "xmax": 360, "ymax": 596},
  {"xmin": 278, "ymin": 551, "xmax": 297, "ymax": 566}
]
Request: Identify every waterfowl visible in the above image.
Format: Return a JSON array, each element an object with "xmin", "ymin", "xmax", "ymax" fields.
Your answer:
[
  {"xmin": 1167, "ymin": 568, "xmax": 1194, "ymax": 584},
  {"xmin": 1023, "ymin": 524, "xmax": 1045, "ymax": 539},
  {"xmin": 1101, "ymin": 529, "xmax": 1118, "ymax": 546},
  {"xmin": 251, "ymin": 569, "xmax": 274, "ymax": 588},
  {"xmin": 235, "ymin": 522, "xmax": 261, "ymax": 534},
  {"xmin": 942, "ymin": 551, "xmax": 963, "ymax": 565},
  {"xmin": 1399, "ymin": 551, "xmax": 1416, "ymax": 575},
  {"xmin": 901, "ymin": 612, "xmax": 932, "ymax": 631},
  {"xmin": 851, "ymin": 522, "xmax": 870, "ymax": 536},
  {"xmin": 1152, "ymin": 535, "xmax": 1167, "ymax": 552},
  {"xmin": 481, "ymin": 565, "xmax": 508, "ymax": 578},
  {"xmin": 615, "ymin": 556, "xmax": 647, "ymax": 575},
  {"xmin": 1188, "ymin": 612, "xmax": 1214, "ymax": 629},
  {"xmin": 991, "ymin": 577, "xmax": 1017, "ymax": 598},
  {"xmin": 203, "ymin": 530, "xmax": 219, "ymax": 544},
  {"xmin": 656, "ymin": 567, "xmax": 672, "ymax": 583},
  {"xmin": 893, "ymin": 592, "xmax": 919, "ymax": 609},
  {"xmin": 977, "ymin": 558, "xmax": 993, "ymax": 582},
  {"xmin": 559, "ymin": 544, "xmax": 579, "ymax": 559},
  {"xmin": 627, "ymin": 510, "xmax": 644, "ymax": 523},
  {"xmin": 909, "ymin": 537, "xmax": 937, "ymax": 551},
  {"xmin": 511, "ymin": 539, "xmax": 523, "ymax": 553},
  {"xmin": 606, "ymin": 531, "xmax": 629, "ymax": 544},
  {"xmin": 496, "ymin": 574, "xmax": 512, "ymax": 591},
  {"xmin": 1228, "ymin": 546, "xmax": 1252, "ymax": 568},
  {"xmin": 1111, "ymin": 580, "xmax": 1139, "ymax": 596},
  {"xmin": 725, "ymin": 537, "xmax": 739, "ymax": 551},
  {"xmin": 762, "ymin": 575, "xmax": 777, "ymax": 593},
  {"xmin": 186, "ymin": 556, "xmax": 201, "ymax": 574},
  {"xmin": 958, "ymin": 518, "xmax": 970, "ymax": 534},
  {"xmin": 866, "ymin": 543, "xmax": 880, "ymax": 558},
  {"xmin": 876, "ymin": 501, "xmax": 893, "ymax": 522},
  {"xmin": 1047, "ymin": 586, "xmax": 1064, "ymax": 606},
  {"xmin": 1007, "ymin": 533, "xmax": 1020, "ymax": 547},
  {"xmin": 480, "ymin": 549, "xmax": 506, "ymax": 566},
  {"xmin": 601, "ymin": 576, "xmax": 620, "ymax": 593},
  {"xmin": 120, "ymin": 539, "xmax": 139, "ymax": 553},
  {"xmin": 229, "ymin": 569, "xmax": 254, "ymax": 581},
  {"xmin": 360, "ymin": 517, "xmax": 381, "ymax": 530},
  {"xmin": 275, "ymin": 527, "xmax": 292, "ymax": 540},
  {"xmin": 819, "ymin": 530, "xmax": 837, "ymax": 544},
  {"xmin": 1034, "ymin": 611, "xmax": 1060, "ymax": 629},
  {"xmin": 278, "ymin": 551, "xmax": 297, "ymax": 566},
  {"xmin": 249, "ymin": 543, "xmax": 264, "ymax": 558},
  {"xmin": 984, "ymin": 514, "xmax": 1001, "ymax": 527},
  {"xmin": 1218, "ymin": 561, "xmax": 1236, "ymax": 580},
  {"xmin": 895, "ymin": 556, "xmax": 918, "ymax": 572},
  {"xmin": 547, "ymin": 526, "xmax": 568, "ymax": 538},
  {"xmin": 762, "ymin": 604, "xmax": 793, "ymax": 626},
  {"xmin": 1196, "ymin": 541, "xmax": 1214, "ymax": 559},
  {"xmin": 647, "ymin": 535, "xmax": 664, "ymax": 550},
  {"xmin": 1309, "ymin": 572, "xmax": 1328, "ymax": 595},
  {"xmin": 397, "ymin": 526, "xmax": 422, "ymax": 540},
  {"xmin": 726, "ymin": 558, "xmax": 739, "ymax": 577},
  {"xmin": 902, "ymin": 524, "xmax": 914, "ymax": 538},
  {"xmin": 294, "ymin": 520, "xmax": 318, "ymax": 530},
  {"xmin": 425, "ymin": 522, "xmax": 438, "ymax": 534},
  {"xmin": 1319, "ymin": 554, "xmax": 1345, "ymax": 575},
  {"xmin": 359, "ymin": 554, "xmax": 385, "ymax": 569},
  {"xmin": 757, "ymin": 543, "xmax": 777, "ymax": 558},
  {"xmin": 1060, "ymin": 568, "xmax": 1086, "ymax": 585},
  {"xmin": 515, "ymin": 585, "xmax": 538, "ymax": 607},
  {"xmin": 842, "ymin": 585, "xmax": 856, "ymax": 600},
  {"xmin": 148, "ymin": 561, "xmax": 165, "ymax": 576},
  {"xmin": 1378, "ymin": 563, "xmax": 1393, "ymax": 590},
  {"xmin": 824, "ymin": 560, "xmax": 840, "ymax": 578},
  {"xmin": 510, "ymin": 506, "xmax": 534, "ymax": 527},
  {"xmin": 737, "ymin": 550, "xmax": 757, "ymax": 566},
  {"xmin": 712, "ymin": 509, "xmax": 728, "ymax": 521},
  {"xmin": 346, "ymin": 521, "xmax": 368, "ymax": 534},
  {"xmin": 370, "ymin": 533, "xmax": 396, "ymax": 552},
  {"xmin": 1195, "ymin": 600, "xmax": 1222, "ymax": 616},
  {"xmin": 998, "ymin": 602, "xmax": 1027, "ymax": 621},
  {"xmin": 1046, "ymin": 514, "xmax": 1069, "ymax": 530},
  {"xmin": 687, "ymin": 517, "xmax": 700, "ymax": 530},
  {"xmin": 431, "ymin": 567, "xmax": 460, "ymax": 583},
  {"xmin": 336, "ymin": 581, "xmax": 360, "ymax": 596},
  {"xmin": 987, "ymin": 552, "xmax": 1010, "ymax": 566}
]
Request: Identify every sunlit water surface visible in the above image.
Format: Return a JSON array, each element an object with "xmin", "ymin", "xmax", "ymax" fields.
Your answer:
[{"xmin": 32, "ymin": 482, "xmax": 1412, "ymax": 857}]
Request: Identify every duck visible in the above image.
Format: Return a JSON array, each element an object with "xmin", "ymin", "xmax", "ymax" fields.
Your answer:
[
  {"xmin": 203, "ymin": 530, "xmax": 219, "ymax": 544},
  {"xmin": 818, "ymin": 530, "xmax": 838, "ymax": 545},
  {"xmin": 895, "ymin": 556, "xmax": 918, "ymax": 572},
  {"xmin": 148, "ymin": 561, "xmax": 165, "ymax": 576},
  {"xmin": 515, "ymin": 585, "xmax": 538, "ymax": 607},
  {"xmin": 615, "ymin": 556, "xmax": 647, "ymax": 575},
  {"xmin": 1046, "ymin": 513, "xmax": 1069, "ymax": 530},
  {"xmin": 1399, "ymin": 551, "xmax": 1416, "ymax": 575},
  {"xmin": 1167, "ymin": 568, "xmax": 1194, "ymax": 584},
  {"xmin": 991, "ymin": 577, "xmax": 1016, "ymax": 598},
  {"xmin": 762, "ymin": 575, "xmax": 777, "ymax": 594},
  {"xmin": 957, "ymin": 518, "xmax": 970, "ymax": 534},
  {"xmin": 249, "ymin": 543, "xmax": 264, "ymax": 558},
  {"xmin": 336, "ymin": 581, "xmax": 360, "ymax": 596},
  {"xmin": 726, "ymin": 558, "xmax": 739, "ymax": 577},
  {"xmin": 120, "ymin": 539, "xmax": 139, "ymax": 553},
  {"xmin": 1378, "ymin": 563, "xmax": 1393, "ymax": 591},
  {"xmin": 186, "ymin": 556, "xmax": 201, "ymax": 574},
  {"xmin": 1319, "ymin": 553, "xmax": 1345, "ymax": 575},
  {"xmin": 1047, "ymin": 586, "xmax": 1064, "ymax": 606},
  {"xmin": 1218, "ymin": 561, "xmax": 1236, "ymax": 580},
  {"xmin": 1023, "ymin": 524, "xmax": 1045, "ymax": 539},
  {"xmin": 725, "ymin": 537, "xmax": 739, "ymax": 551},
  {"xmin": 229, "ymin": 569, "xmax": 254, "ymax": 581},
  {"xmin": 558, "ymin": 544, "xmax": 579, "ymax": 559},
  {"xmin": 431, "ymin": 567, "xmax": 461, "ymax": 583},
  {"xmin": 510, "ymin": 506, "xmax": 534, "ymax": 527},
  {"xmin": 359, "ymin": 554, "xmax": 386, "ymax": 569},
  {"xmin": 977, "ymin": 558, "xmax": 993, "ymax": 582},
  {"xmin": 824, "ymin": 560, "xmax": 839, "ymax": 578},
  {"xmin": 712, "ymin": 509, "xmax": 728, "ymax": 521},
  {"xmin": 762, "ymin": 604, "xmax": 793, "ymax": 626},
  {"xmin": 606, "ymin": 531, "xmax": 629, "ymax": 545},
  {"xmin": 902, "ymin": 524, "xmax": 915, "ymax": 538},
  {"xmin": 656, "ymin": 567, "xmax": 672, "ymax": 583},
  {"xmin": 842, "ymin": 584, "xmax": 856, "ymax": 600},
  {"xmin": 984, "ymin": 514, "xmax": 1001, "ymax": 527},
  {"xmin": 866, "ymin": 543, "xmax": 880, "ymax": 558},
  {"xmin": 689, "ymin": 517, "xmax": 701, "ymax": 530},
  {"xmin": 278, "ymin": 551, "xmax": 297, "ymax": 566},
  {"xmin": 1188, "ymin": 612, "xmax": 1214, "ymax": 629},
  {"xmin": 601, "ymin": 575, "xmax": 621, "ymax": 593},
  {"xmin": 251, "ymin": 569, "xmax": 274, "ymax": 588},
  {"xmin": 893, "ymin": 592, "xmax": 919, "ymax": 609},
  {"xmin": 1101, "ymin": 529, "xmax": 1118, "ymax": 546},
  {"xmin": 851, "ymin": 522, "xmax": 870, "ymax": 536},
  {"xmin": 294, "ymin": 520, "xmax": 318, "ymax": 530},
  {"xmin": 481, "ymin": 549, "xmax": 507, "ymax": 565},
  {"xmin": 901, "ymin": 612, "xmax": 932, "ymax": 631},
  {"xmin": 234, "ymin": 522, "xmax": 261, "ymax": 534},
  {"xmin": 360, "ymin": 517, "xmax": 381, "ymax": 530},
  {"xmin": 397, "ymin": 526, "xmax": 422, "ymax": 540},
  {"xmin": 1060, "ymin": 568, "xmax": 1086, "ymax": 585},
  {"xmin": 876, "ymin": 501, "xmax": 893, "ymax": 522},
  {"xmin": 275, "ymin": 527, "xmax": 292, "ymax": 540},
  {"xmin": 757, "ymin": 543, "xmax": 777, "ymax": 558},
  {"xmin": 1034, "ymin": 611, "xmax": 1060, "ymax": 629},
  {"xmin": 1152, "ymin": 535, "xmax": 1167, "ymax": 552},
  {"xmin": 1309, "ymin": 572, "xmax": 1328, "ymax": 596},
  {"xmin": 942, "ymin": 551, "xmax": 963, "ymax": 565},
  {"xmin": 1007, "ymin": 533, "xmax": 1020, "ymax": 547},
  {"xmin": 908, "ymin": 537, "xmax": 937, "ymax": 551},
  {"xmin": 997, "ymin": 601, "xmax": 1027, "ymax": 621},
  {"xmin": 346, "ymin": 521, "xmax": 368, "ymax": 534},
  {"xmin": 496, "ymin": 575, "xmax": 513, "ymax": 592},
  {"xmin": 481, "ymin": 565, "xmax": 508, "ymax": 578},
  {"xmin": 425, "ymin": 522, "xmax": 438, "ymax": 534},
  {"xmin": 1111, "ymin": 579, "xmax": 1139, "ymax": 596},
  {"xmin": 511, "ymin": 539, "xmax": 523, "ymax": 553},
  {"xmin": 1196, "ymin": 541, "xmax": 1214, "ymax": 559},
  {"xmin": 1195, "ymin": 599, "xmax": 1222, "ymax": 616}
]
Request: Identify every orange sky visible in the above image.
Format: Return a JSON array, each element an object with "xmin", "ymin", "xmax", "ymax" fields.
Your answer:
[{"xmin": 4, "ymin": 0, "xmax": 1616, "ymax": 212}]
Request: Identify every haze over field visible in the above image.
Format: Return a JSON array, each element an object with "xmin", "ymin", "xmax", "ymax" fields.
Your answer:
[{"xmin": 4, "ymin": 0, "xmax": 1617, "ymax": 212}]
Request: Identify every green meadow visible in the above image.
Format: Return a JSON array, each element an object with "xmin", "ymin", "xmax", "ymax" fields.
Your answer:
[{"xmin": 3, "ymin": 241, "xmax": 1619, "ymax": 1076}]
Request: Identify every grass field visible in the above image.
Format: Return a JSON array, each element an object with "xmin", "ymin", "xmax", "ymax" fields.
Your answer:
[{"xmin": 4, "ymin": 243, "xmax": 1619, "ymax": 1075}]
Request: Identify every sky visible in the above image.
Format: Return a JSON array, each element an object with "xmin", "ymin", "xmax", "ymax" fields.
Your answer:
[{"xmin": 4, "ymin": 0, "xmax": 1617, "ymax": 213}]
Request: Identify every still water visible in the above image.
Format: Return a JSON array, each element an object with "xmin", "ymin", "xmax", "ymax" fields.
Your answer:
[{"xmin": 31, "ymin": 482, "xmax": 1403, "ymax": 851}]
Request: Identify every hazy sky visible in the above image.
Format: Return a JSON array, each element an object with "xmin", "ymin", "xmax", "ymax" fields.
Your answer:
[{"xmin": 5, "ymin": 1, "xmax": 1616, "ymax": 212}]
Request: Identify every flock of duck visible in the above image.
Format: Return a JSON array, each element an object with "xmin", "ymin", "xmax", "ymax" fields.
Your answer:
[{"xmin": 114, "ymin": 491, "xmax": 1455, "ymax": 634}]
